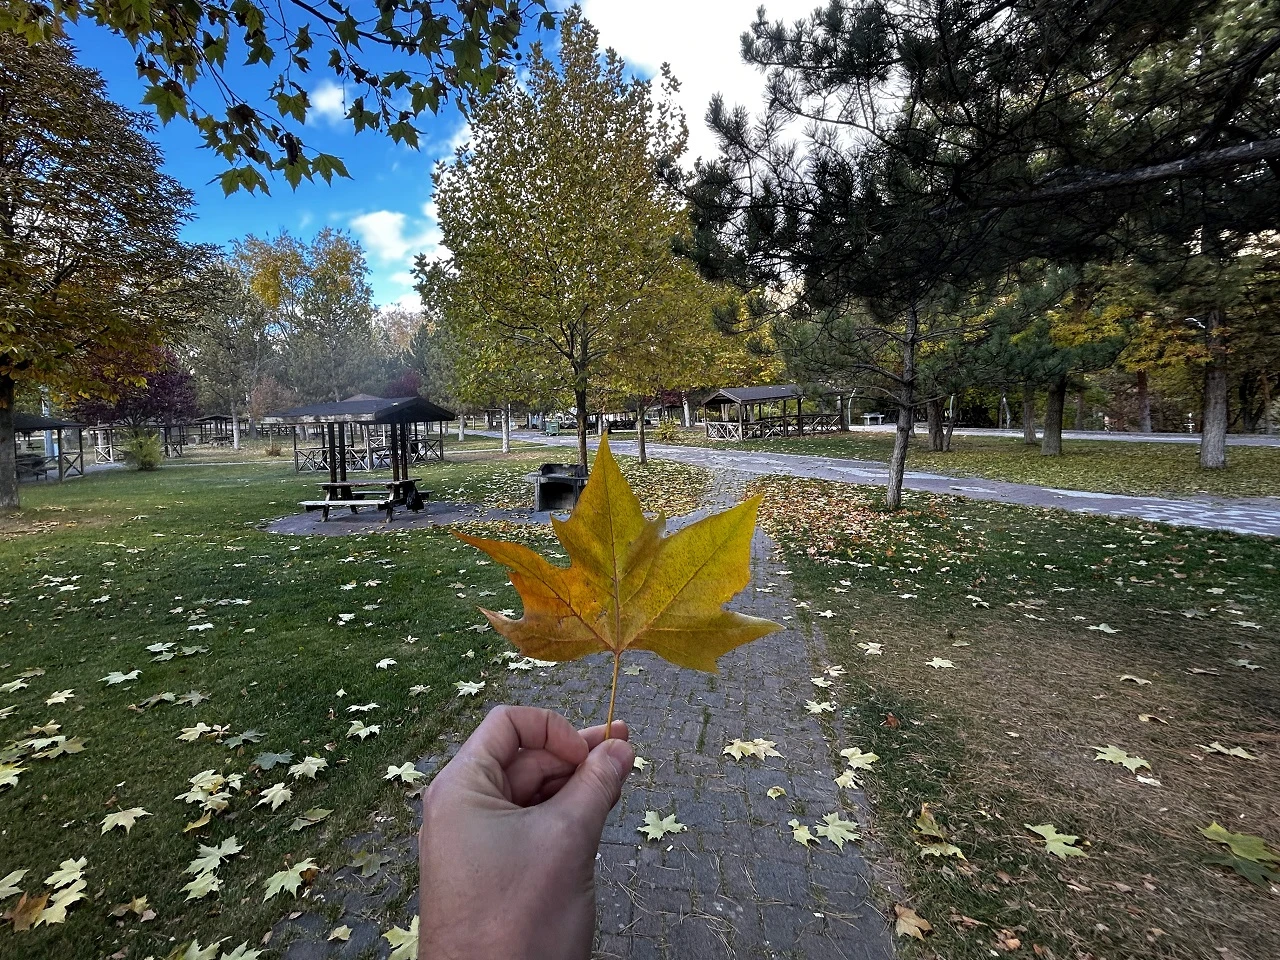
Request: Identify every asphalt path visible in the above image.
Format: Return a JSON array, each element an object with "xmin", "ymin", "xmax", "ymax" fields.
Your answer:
[{"xmin": 476, "ymin": 431, "xmax": 1280, "ymax": 538}]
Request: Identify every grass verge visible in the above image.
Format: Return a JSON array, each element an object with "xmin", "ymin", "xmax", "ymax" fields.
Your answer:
[
  {"xmin": 0, "ymin": 451, "xmax": 708, "ymax": 958},
  {"xmin": 751, "ymin": 476, "xmax": 1279, "ymax": 959},
  {"xmin": 665, "ymin": 428, "xmax": 1280, "ymax": 498}
]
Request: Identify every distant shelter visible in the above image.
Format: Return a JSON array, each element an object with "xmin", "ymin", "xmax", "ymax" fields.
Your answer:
[
  {"xmin": 702, "ymin": 384, "xmax": 844, "ymax": 440},
  {"xmin": 268, "ymin": 395, "xmax": 455, "ymax": 482}
]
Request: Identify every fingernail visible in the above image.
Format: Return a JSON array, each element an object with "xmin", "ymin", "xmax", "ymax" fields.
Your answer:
[{"xmin": 602, "ymin": 739, "xmax": 634, "ymax": 781}]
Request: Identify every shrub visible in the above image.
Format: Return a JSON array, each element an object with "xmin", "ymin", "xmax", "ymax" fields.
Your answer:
[
  {"xmin": 651, "ymin": 418, "xmax": 683, "ymax": 443},
  {"xmin": 264, "ymin": 440, "xmax": 284, "ymax": 457},
  {"xmin": 122, "ymin": 431, "xmax": 163, "ymax": 471}
]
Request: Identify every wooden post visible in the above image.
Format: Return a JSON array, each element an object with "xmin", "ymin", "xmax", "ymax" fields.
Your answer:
[
  {"xmin": 337, "ymin": 423, "xmax": 348, "ymax": 481},
  {"xmin": 326, "ymin": 423, "xmax": 337, "ymax": 483},
  {"xmin": 400, "ymin": 421, "xmax": 410, "ymax": 478},
  {"xmin": 797, "ymin": 395, "xmax": 804, "ymax": 435}
]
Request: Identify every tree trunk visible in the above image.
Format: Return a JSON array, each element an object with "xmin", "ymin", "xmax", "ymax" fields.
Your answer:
[
  {"xmin": 0, "ymin": 373, "xmax": 19, "ymax": 511},
  {"xmin": 1041, "ymin": 377, "xmax": 1067, "ymax": 456},
  {"xmin": 1262, "ymin": 369, "xmax": 1273, "ymax": 435},
  {"xmin": 1199, "ymin": 307, "xmax": 1228, "ymax": 469},
  {"xmin": 681, "ymin": 392, "xmax": 691, "ymax": 428},
  {"xmin": 944, "ymin": 407, "xmax": 957, "ymax": 451},
  {"xmin": 637, "ymin": 403, "xmax": 648, "ymax": 464},
  {"xmin": 1021, "ymin": 383, "xmax": 1038, "ymax": 443},
  {"xmin": 886, "ymin": 305, "xmax": 918, "ymax": 511},
  {"xmin": 925, "ymin": 397, "xmax": 946, "ymax": 452},
  {"xmin": 230, "ymin": 401, "xmax": 241, "ymax": 450},
  {"xmin": 501, "ymin": 404, "xmax": 511, "ymax": 454},
  {"xmin": 1136, "ymin": 370, "xmax": 1152, "ymax": 432},
  {"xmin": 999, "ymin": 392, "xmax": 1010, "ymax": 429},
  {"xmin": 574, "ymin": 387, "xmax": 589, "ymax": 469}
]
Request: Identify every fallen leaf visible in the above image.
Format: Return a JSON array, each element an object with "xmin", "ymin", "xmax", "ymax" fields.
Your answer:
[
  {"xmin": 347, "ymin": 720, "xmax": 380, "ymax": 740},
  {"xmin": 454, "ymin": 680, "xmax": 485, "ymax": 697},
  {"xmin": 1088, "ymin": 623, "xmax": 1120, "ymax": 634},
  {"xmin": 289, "ymin": 756, "xmax": 328, "ymax": 780},
  {"xmin": 182, "ymin": 872, "xmax": 222, "ymax": 901},
  {"xmin": 383, "ymin": 916, "xmax": 419, "ymax": 960},
  {"xmin": 787, "ymin": 819, "xmax": 819, "ymax": 847},
  {"xmin": 722, "ymin": 738, "xmax": 781, "ymax": 761},
  {"xmin": 350, "ymin": 850, "xmax": 390, "ymax": 878},
  {"xmin": 256, "ymin": 782, "xmax": 293, "ymax": 810},
  {"xmin": 805, "ymin": 700, "xmax": 835, "ymax": 714},
  {"xmin": 632, "ymin": 756, "xmax": 650, "ymax": 770},
  {"xmin": 1198, "ymin": 741, "xmax": 1257, "ymax": 760},
  {"xmin": 0, "ymin": 870, "xmax": 26, "ymax": 901},
  {"xmin": 1201, "ymin": 822, "xmax": 1279, "ymax": 863},
  {"xmin": 840, "ymin": 747, "xmax": 879, "ymax": 770},
  {"xmin": 1094, "ymin": 744, "xmax": 1150, "ymax": 772},
  {"xmin": 252, "ymin": 751, "xmax": 294, "ymax": 770},
  {"xmin": 894, "ymin": 904, "xmax": 932, "ymax": 940},
  {"xmin": 262, "ymin": 858, "xmax": 319, "ymax": 901},
  {"xmin": 328, "ymin": 926, "xmax": 352, "ymax": 942},
  {"xmin": 101, "ymin": 807, "xmax": 150, "ymax": 834},
  {"xmin": 219, "ymin": 943, "xmax": 264, "ymax": 960},
  {"xmin": 1119, "ymin": 674, "xmax": 1151, "ymax": 685},
  {"xmin": 383, "ymin": 762, "xmax": 424, "ymax": 784},
  {"xmin": 638, "ymin": 811, "xmax": 686, "ymax": 841},
  {"xmin": 766, "ymin": 786, "xmax": 787, "ymax": 799},
  {"xmin": 1026, "ymin": 823, "xmax": 1088, "ymax": 859},
  {"xmin": 101, "ymin": 670, "xmax": 141, "ymax": 686},
  {"xmin": 4, "ymin": 892, "xmax": 47, "ymax": 931},
  {"xmin": 834, "ymin": 770, "xmax": 859, "ymax": 789},
  {"xmin": 814, "ymin": 813, "xmax": 860, "ymax": 849},
  {"xmin": 925, "ymin": 657, "xmax": 955, "ymax": 669},
  {"xmin": 44, "ymin": 857, "xmax": 86, "ymax": 888},
  {"xmin": 288, "ymin": 808, "xmax": 333, "ymax": 831}
]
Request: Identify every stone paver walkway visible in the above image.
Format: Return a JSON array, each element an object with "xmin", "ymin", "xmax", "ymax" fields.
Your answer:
[
  {"xmin": 272, "ymin": 471, "xmax": 897, "ymax": 960},
  {"xmin": 502, "ymin": 470, "xmax": 895, "ymax": 960},
  {"xmin": 486, "ymin": 432, "xmax": 1280, "ymax": 538}
]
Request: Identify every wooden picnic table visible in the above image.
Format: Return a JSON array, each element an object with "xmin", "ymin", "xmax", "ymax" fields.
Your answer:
[{"xmin": 300, "ymin": 477, "xmax": 429, "ymax": 522}]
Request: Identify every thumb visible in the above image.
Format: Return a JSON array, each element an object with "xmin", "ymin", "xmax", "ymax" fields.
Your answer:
[{"xmin": 547, "ymin": 737, "xmax": 634, "ymax": 837}]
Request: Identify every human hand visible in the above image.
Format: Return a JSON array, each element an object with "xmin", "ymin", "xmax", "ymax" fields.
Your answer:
[{"xmin": 419, "ymin": 705, "xmax": 635, "ymax": 960}]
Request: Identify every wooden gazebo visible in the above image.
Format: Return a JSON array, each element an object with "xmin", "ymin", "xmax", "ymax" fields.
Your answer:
[
  {"xmin": 13, "ymin": 412, "xmax": 85, "ymax": 481},
  {"xmin": 703, "ymin": 385, "xmax": 843, "ymax": 440},
  {"xmin": 269, "ymin": 395, "xmax": 455, "ymax": 485}
]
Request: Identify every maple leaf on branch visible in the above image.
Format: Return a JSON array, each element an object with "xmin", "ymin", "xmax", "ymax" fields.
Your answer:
[{"xmin": 456, "ymin": 435, "xmax": 780, "ymax": 728}]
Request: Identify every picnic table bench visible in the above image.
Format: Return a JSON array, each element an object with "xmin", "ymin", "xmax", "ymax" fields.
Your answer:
[
  {"xmin": 16, "ymin": 452, "xmax": 52, "ymax": 481},
  {"xmin": 299, "ymin": 478, "xmax": 430, "ymax": 522}
]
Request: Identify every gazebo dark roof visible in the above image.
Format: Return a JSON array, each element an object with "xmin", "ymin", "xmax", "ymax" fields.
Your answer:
[
  {"xmin": 14, "ymin": 412, "xmax": 82, "ymax": 432},
  {"xmin": 704, "ymin": 384, "xmax": 804, "ymax": 406},
  {"xmin": 269, "ymin": 395, "xmax": 455, "ymax": 424}
]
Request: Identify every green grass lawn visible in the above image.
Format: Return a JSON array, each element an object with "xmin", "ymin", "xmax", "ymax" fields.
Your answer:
[
  {"xmin": 751, "ymin": 476, "xmax": 1280, "ymax": 959},
  {"xmin": 0, "ymin": 452, "xmax": 707, "ymax": 959},
  {"xmin": 666, "ymin": 427, "xmax": 1280, "ymax": 498}
]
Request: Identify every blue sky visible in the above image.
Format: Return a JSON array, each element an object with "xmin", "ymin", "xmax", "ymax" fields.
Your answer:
[{"xmin": 66, "ymin": 2, "xmax": 810, "ymax": 308}]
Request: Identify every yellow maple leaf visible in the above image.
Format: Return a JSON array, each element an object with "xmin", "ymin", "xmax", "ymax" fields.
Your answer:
[{"xmin": 456, "ymin": 435, "xmax": 780, "ymax": 725}]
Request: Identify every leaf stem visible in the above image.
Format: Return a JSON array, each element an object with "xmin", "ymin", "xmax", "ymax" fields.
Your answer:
[{"xmin": 605, "ymin": 652, "xmax": 622, "ymax": 739}]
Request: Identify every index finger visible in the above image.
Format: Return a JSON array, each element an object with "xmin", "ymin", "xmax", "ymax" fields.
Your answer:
[{"xmin": 460, "ymin": 705, "xmax": 590, "ymax": 771}]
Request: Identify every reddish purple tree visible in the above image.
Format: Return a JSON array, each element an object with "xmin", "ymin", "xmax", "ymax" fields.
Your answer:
[{"xmin": 67, "ymin": 350, "xmax": 199, "ymax": 427}]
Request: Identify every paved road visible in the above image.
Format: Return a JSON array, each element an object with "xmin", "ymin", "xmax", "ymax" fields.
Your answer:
[
  {"xmin": 845, "ymin": 424, "xmax": 1280, "ymax": 446},
  {"xmin": 476, "ymin": 432, "xmax": 1280, "ymax": 538}
]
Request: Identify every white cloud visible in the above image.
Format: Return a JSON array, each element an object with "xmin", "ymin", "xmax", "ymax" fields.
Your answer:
[
  {"xmin": 310, "ymin": 80, "xmax": 348, "ymax": 124},
  {"xmin": 349, "ymin": 210, "xmax": 440, "ymax": 264},
  {"xmin": 579, "ymin": 0, "xmax": 814, "ymax": 164}
]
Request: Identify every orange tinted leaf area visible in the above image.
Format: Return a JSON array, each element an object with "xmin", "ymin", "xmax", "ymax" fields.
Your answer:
[{"xmin": 455, "ymin": 435, "xmax": 780, "ymax": 689}]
